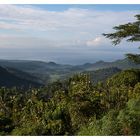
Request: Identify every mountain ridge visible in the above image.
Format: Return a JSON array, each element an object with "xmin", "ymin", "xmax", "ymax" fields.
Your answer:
[{"xmin": 0, "ymin": 58, "xmax": 140, "ymax": 85}]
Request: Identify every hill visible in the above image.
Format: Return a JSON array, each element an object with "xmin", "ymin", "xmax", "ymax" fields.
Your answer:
[
  {"xmin": 84, "ymin": 67, "xmax": 121, "ymax": 83},
  {"xmin": 1, "ymin": 69, "xmax": 140, "ymax": 136},
  {"xmin": 0, "ymin": 66, "xmax": 42, "ymax": 88},
  {"xmin": 0, "ymin": 60, "xmax": 73, "ymax": 84},
  {"xmin": 0, "ymin": 58, "xmax": 140, "ymax": 84},
  {"xmin": 78, "ymin": 58, "xmax": 140, "ymax": 71}
]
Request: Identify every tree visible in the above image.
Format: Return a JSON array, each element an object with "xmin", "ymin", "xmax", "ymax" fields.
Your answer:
[
  {"xmin": 118, "ymin": 98, "xmax": 140, "ymax": 135},
  {"xmin": 103, "ymin": 14, "xmax": 140, "ymax": 63}
]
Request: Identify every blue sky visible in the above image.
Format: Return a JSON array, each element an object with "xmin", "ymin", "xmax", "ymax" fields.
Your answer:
[
  {"xmin": 32, "ymin": 4, "xmax": 140, "ymax": 11},
  {"xmin": 0, "ymin": 4, "xmax": 140, "ymax": 64}
]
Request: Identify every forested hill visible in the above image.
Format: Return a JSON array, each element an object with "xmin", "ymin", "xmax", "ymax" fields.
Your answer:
[
  {"xmin": 77, "ymin": 58, "xmax": 140, "ymax": 70},
  {"xmin": 0, "ymin": 66, "xmax": 42, "ymax": 88},
  {"xmin": 0, "ymin": 58, "xmax": 140, "ymax": 84},
  {"xmin": 1, "ymin": 69, "xmax": 140, "ymax": 135},
  {"xmin": 85, "ymin": 67, "xmax": 121, "ymax": 83},
  {"xmin": 0, "ymin": 58, "xmax": 140, "ymax": 72}
]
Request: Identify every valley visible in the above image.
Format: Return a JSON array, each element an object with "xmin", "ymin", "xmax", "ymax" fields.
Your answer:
[{"xmin": 0, "ymin": 58, "xmax": 139, "ymax": 88}]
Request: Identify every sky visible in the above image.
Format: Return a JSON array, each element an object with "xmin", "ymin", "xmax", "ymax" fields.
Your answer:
[{"xmin": 0, "ymin": 4, "xmax": 140, "ymax": 64}]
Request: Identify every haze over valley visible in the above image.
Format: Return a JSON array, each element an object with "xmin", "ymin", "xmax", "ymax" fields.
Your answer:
[{"xmin": 1, "ymin": 4, "xmax": 140, "ymax": 136}]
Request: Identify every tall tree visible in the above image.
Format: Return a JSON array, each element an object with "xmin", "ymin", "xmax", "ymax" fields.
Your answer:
[{"xmin": 103, "ymin": 14, "xmax": 140, "ymax": 63}]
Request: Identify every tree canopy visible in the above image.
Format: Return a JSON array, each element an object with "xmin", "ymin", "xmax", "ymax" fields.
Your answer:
[{"xmin": 1, "ymin": 70, "xmax": 140, "ymax": 135}]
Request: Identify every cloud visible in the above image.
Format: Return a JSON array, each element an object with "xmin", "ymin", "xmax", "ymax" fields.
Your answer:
[
  {"xmin": 0, "ymin": 5, "xmax": 139, "ymax": 64},
  {"xmin": 86, "ymin": 37, "xmax": 102, "ymax": 46},
  {"xmin": 0, "ymin": 5, "xmax": 138, "ymax": 34},
  {"xmin": 0, "ymin": 5, "xmax": 138, "ymax": 44}
]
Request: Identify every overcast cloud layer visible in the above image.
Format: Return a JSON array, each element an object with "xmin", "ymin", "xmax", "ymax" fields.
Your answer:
[{"xmin": 0, "ymin": 5, "xmax": 139, "ymax": 64}]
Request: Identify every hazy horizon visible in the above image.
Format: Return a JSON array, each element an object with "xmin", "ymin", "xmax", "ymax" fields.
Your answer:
[
  {"xmin": 0, "ymin": 4, "xmax": 140, "ymax": 64},
  {"xmin": 0, "ymin": 57, "xmax": 128, "ymax": 65}
]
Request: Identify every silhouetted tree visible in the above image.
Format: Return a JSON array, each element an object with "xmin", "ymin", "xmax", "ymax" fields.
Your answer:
[{"xmin": 103, "ymin": 15, "xmax": 140, "ymax": 63}]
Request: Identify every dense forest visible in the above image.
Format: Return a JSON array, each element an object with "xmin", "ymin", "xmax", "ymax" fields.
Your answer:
[
  {"xmin": 0, "ymin": 14, "xmax": 140, "ymax": 136},
  {"xmin": 0, "ymin": 69, "xmax": 140, "ymax": 135}
]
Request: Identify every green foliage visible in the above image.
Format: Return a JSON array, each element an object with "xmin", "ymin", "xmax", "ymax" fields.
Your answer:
[
  {"xmin": 126, "ymin": 54, "xmax": 140, "ymax": 64},
  {"xmin": 103, "ymin": 15, "xmax": 140, "ymax": 45},
  {"xmin": 107, "ymin": 69, "xmax": 140, "ymax": 87},
  {"xmin": 79, "ymin": 98, "xmax": 140, "ymax": 136},
  {"xmin": 78, "ymin": 117, "xmax": 102, "ymax": 135},
  {"xmin": 103, "ymin": 14, "xmax": 140, "ymax": 63},
  {"xmin": 78, "ymin": 110, "xmax": 120, "ymax": 136},
  {"xmin": 0, "ymin": 70, "xmax": 140, "ymax": 136},
  {"xmin": 85, "ymin": 67, "xmax": 121, "ymax": 84},
  {"xmin": 132, "ymin": 83, "xmax": 140, "ymax": 98},
  {"xmin": 118, "ymin": 98, "xmax": 140, "ymax": 135}
]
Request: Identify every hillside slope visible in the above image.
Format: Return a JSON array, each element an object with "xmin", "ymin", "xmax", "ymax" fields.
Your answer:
[
  {"xmin": 85, "ymin": 67, "xmax": 121, "ymax": 83},
  {"xmin": 0, "ymin": 58, "xmax": 140, "ymax": 84},
  {"xmin": 0, "ymin": 66, "xmax": 42, "ymax": 88}
]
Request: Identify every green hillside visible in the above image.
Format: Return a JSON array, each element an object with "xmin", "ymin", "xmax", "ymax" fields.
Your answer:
[
  {"xmin": 0, "ymin": 66, "xmax": 42, "ymax": 88},
  {"xmin": 0, "ymin": 58, "xmax": 140, "ymax": 84},
  {"xmin": 85, "ymin": 67, "xmax": 121, "ymax": 83},
  {"xmin": 0, "ymin": 69, "xmax": 140, "ymax": 135}
]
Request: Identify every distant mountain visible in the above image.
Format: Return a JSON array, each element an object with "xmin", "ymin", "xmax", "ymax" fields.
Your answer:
[
  {"xmin": 0, "ymin": 58, "xmax": 140, "ymax": 84},
  {"xmin": 0, "ymin": 66, "xmax": 42, "ymax": 88},
  {"xmin": 82, "ymin": 58, "xmax": 140, "ymax": 71},
  {"xmin": 0, "ymin": 60, "xmax": 73, "ymax": 84}
]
